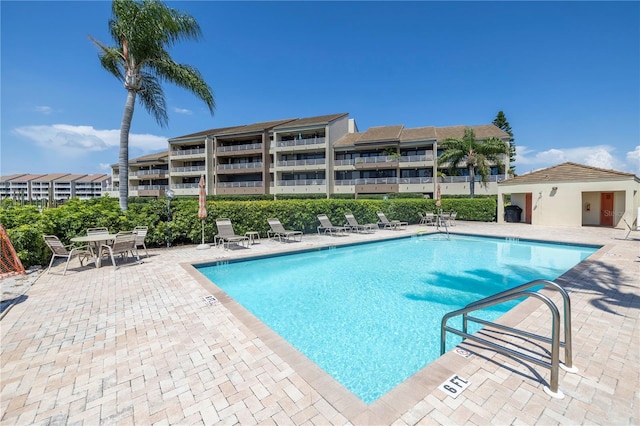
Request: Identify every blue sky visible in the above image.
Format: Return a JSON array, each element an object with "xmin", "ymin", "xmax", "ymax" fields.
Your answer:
[{"xmin": 1, "ymin": 1, "xmax": 639, "ymax": 177}]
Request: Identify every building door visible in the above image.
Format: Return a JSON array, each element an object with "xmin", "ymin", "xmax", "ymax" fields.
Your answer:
[
  {"xmin": 600, "ymin": 192, "xmax": 614, "ymax": 226},
  {"xmin": 525, "ymin": 193, "xmax": 532, "ymax": 224}
]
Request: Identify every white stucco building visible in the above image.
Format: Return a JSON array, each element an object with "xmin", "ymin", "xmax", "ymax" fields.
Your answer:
[{"xmin": 497, "ymin": 162, "xmax": 639, "ymax": 228}]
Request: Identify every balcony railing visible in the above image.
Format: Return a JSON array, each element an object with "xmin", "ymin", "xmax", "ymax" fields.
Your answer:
[
  {"xmin": 355, "ymin": 155, "xmax": 398, "ymax": 164},
  {"xmin": 217, "ymin": 143, "xmax": 262, "ymax": 153},
  {"xmin": 131, "ymin": 185, "xmax": 169, "ymax": 191},
  {"xmin": 439, "ymin": 175, "xmax": 506, "ymax": 183},
  {"xmin": 276, "ymin": 179, "xmax": 326, "ymax": 186},
  {"xmin": 276, "ymin": 137, "xmax": 326, "ymax": 148},
  {"xmin": 171, "ymin": 148, "xmax": 205, "ymax": 156},
  {"xmin": 172, "ymin": 183, "xmax": 199, "ymax": 189},
  {"xmin": 135, "ymin": 169, "xmax": 168, "ymax": 176},
  {"xmin": 217, "ymin": 181, "xmax": 263, "ymax": 188},
  {"xmin": 276, "ymin": 159, "xmax": 326, "ymax": 167},
  {"xmin": 399, "ymin": 154, "xmax": 433, "ymax": 162},
  {"xmin": 334, "ymin": 159, "xmax": 356, "ymax": 166},
  {"xmin": 216, "ymin": 162, "xmax": 263, "ymax": 170},
  {"xmin": 171, "ymin": 166, "xmax": 206, "ymax": 173}
]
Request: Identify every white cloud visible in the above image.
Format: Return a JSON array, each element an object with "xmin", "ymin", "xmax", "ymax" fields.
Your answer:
[
  {"xmin": 13, "ymin": 124, "xmax": 167, "ymax": 155},
  {"xmin": 173, "ymin": 107, "xmax": 192, "ymax": 115},
  {"xmin": 34, "ymin": 106, "xmax": 53, "ymax": 115},
  {"xmin": 626, "ymin": 146, "xmax": 640, "ymax": 176},
  {"xmin": 514, "ymin": 144, "xmax": 623, "ymax": 173}
]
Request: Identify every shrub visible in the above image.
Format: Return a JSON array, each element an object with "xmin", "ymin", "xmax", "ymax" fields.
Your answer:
[{"xmin": 1, "ymin": 196, "xmax": 497, "ymax": 268}]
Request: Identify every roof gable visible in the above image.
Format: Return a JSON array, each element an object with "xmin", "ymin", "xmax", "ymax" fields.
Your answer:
[{"xmin": 500, "ymin": 162, "xmax": 638, "ymax": 185}]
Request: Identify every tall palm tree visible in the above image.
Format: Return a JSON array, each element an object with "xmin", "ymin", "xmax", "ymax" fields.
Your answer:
[
  {"xmin": 438, "ymin": 128, "xmax": 509, "ymax": 198},
  {"xmin": 89, "ymin": 0, "xmax": 215, "ymax": 211}
]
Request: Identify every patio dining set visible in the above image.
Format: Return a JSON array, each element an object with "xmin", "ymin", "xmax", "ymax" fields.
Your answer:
[{"xmin": 43, "ymin": 226, "xmax": 148, "ymax": 275}]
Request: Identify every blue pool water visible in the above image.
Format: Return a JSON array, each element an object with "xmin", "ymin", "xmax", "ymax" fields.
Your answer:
[{"xmin": 196, "ymin": 234, "xmax": 598, "ymax": 404}]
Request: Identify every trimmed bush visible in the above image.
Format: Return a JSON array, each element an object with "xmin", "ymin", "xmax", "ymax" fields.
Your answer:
[{"xmin": 1, "ymin": 196, "xmax": 496, "ymax": 268}]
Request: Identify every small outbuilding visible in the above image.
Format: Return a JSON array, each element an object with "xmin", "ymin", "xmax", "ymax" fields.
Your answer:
[{"xmin": 497, "ymin": 162, "xmax": 639, "ymax": 228}]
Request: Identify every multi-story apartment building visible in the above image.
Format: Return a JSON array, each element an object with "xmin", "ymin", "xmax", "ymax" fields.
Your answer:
[
  {"xmin": 0, "ymin": 173, "xmax": 111, "ymax": 202},
  {"xmin": 108, "ymin": 151, "xmax": 170, "ymax": 197},
  {"xmin": 109, "ymin": 113, "xmax": 511, "ymax": 199}
]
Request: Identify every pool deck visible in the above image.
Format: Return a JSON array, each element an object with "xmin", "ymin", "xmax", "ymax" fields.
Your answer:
[{"xmin": 1, "ymin": 222, "xmax": 638, "ymax": 425}]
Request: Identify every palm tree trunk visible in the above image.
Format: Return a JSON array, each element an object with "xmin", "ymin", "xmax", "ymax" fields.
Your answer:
[
  {"xmin": 118, "ymin": 90, "xmax": 136, "ymax": 211},
  {"xmin": 469, "ymin": 165, "xmax": 476, "ymax": 198}
]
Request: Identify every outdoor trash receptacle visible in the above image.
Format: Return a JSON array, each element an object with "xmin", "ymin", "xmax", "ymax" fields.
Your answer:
[{"xmin": 504, "ymin": 205, "xmax": 522, "ymax": 222}]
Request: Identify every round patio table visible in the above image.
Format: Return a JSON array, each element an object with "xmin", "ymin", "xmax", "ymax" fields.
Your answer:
[{"xmin": 70, "ymin": 234, "xmax": 118, "ymax": 268}]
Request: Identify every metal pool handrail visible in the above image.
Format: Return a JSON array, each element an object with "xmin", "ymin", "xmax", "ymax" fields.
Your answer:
[{"xmin": 440, "ymin": 279, "xmax": 577, "ymax": 399}]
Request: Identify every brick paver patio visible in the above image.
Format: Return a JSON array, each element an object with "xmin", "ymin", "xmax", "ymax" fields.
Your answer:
[{"xmin": 1, "ymin": 222, "xmax": 638, "ymax": 425}]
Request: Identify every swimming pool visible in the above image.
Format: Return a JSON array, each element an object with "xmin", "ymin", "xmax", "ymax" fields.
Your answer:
[{"xmin": 196, "ymin": 234, "xmax": 598, "ymax": 404}]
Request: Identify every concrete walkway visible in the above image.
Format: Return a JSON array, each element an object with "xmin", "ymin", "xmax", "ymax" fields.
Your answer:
[{"xmin": 1, "ymin": 222, "xmax": 638, "ymax": 425}]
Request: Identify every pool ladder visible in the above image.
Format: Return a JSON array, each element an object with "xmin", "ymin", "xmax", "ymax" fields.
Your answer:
[
  {"xmin": 440, "ymin": 279, "xmax": 577, "ymax": 399},
  {"xmin": 436, "ymin": 209, "xmax": 450, "ymax": 239}
]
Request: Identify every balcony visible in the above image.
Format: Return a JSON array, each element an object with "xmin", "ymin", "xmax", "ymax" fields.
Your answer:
[
  {"xmin": 217, "ymin": 181, "xmax": 263, "ymax": 188},
  {"xmin": 171, "ymin": 148, "xmax": 205, "ymax": 157},
  {"xmin": 170, "ymin": 166, "xmax": 206, "ymax": 175},
  {"xmin": 132, "ymin": 169, "xmax": 168, "ymax": 179},
  {"xmin": 216, "ymin": 143, "xmax": 262, "ymax": 157},
  {"xmin": 275, "ymin": 158, "xmax": 326, "ymax": 170},
  {"xmin": 354, "ymin": 155, "xmax": 399, "ymax": 169},
  {"xmin": 216, "ymin": 162, "xmax": 263, "ymax": 174},
  {"xmin": 276, "ymin": 137, "xmax": 325, "ymax": 149},
  {"xmin": 276, "ymin": 179, "xmax": 326, "ymax": 186},
  {"xmin": 216, "ymin": 180, "xmax": 264, "ymax": 195},
  {"xmin": 335, "ymin": 177, "xmax": 433, "ymax": 186},
  {"xmin": 172, "ymin": 183, "xmax": 199, "ymax": 189},
  {"xmin": 398, "ymin": 154, "xmax": 434, "ymax": 166},
  {"xmin": 439, "ymin": 175, "xmax": 506, "ymax": 183},
  {"xmin": 131, "ymin": 184, "xmax": 169, "ymax": 197}
]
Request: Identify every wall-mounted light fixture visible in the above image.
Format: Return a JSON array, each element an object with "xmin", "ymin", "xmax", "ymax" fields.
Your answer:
[{"xmin": 552, "ymin": 186, "xmax": 558, "ymax": 190}]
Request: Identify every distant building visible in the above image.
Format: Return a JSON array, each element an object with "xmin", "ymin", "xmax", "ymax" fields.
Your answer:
[
  {"xmin": 0, "ymin": 173, "xmax": 111, "ymax": 202},
  {"xmin": 108, "ymin": 112, "xmax": 511, "ymax": 199}
]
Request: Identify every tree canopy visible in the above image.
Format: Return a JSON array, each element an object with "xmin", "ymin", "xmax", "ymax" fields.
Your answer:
[
  {"xmin": 492, "ymin": 111, "xmax": 516, "ymax": 175},
  {"xmin": 438, "ymin": 128, "xmax": 510, "ymax": 198},
  {"xmin": 89, "ymin": 0, "xmax": 215, "ymax": 210}
]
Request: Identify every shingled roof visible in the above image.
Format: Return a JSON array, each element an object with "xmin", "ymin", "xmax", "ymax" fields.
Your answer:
[
  {"xmin": 500, "ymin": 162, "xmax": 639, "ymax": 185},
  {"xmin": 435, "ymin": 124, "xmax": 509, "ymax": 141},
  {"xmin": 272, "ymin": 113, "xmax": 348, "ymax": 130}
]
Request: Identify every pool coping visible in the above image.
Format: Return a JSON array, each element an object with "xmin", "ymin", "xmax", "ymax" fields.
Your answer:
[{"xmin": 182, "ymin": 229, "xmax": 611, "ymax": 424}]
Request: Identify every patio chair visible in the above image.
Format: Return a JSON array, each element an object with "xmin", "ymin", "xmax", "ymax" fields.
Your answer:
[
  {"xmin": 86, "ymin": 227, "xmax": 110, "ymax": 236},
  {"xmin": 215, "ymin": 218, "xmax": 249, "ymax": 249},
  {"xmin": 100, "ymin": 231, "xmax": 140, "ymax": 268},
  {"xmin": 133, "ymin": 226, "xmax": 149, "ymax": 257},
  {"xmin": 344, "ymin": 213, "xmax": 376, "ymax": 233},
  {"xmin": 424, "ymin": 212, "xmax": 436, "ymax": 226},
  {"xmin": 450, "ymin": 211, "xmax": 457, "ymax": 226},
  {"xmin": 267, "ymin": 218, "xmax": 302, "ymax": 242},
  {"xmin": 43, "ymin": 235, "xmax": 93, "ymax": 275},
  {"xmin": 317, "ymin": 214, "xmax": 349, "ymax": 236},
  {"xmin": 376, "ymin": 212, "xmax": 408, "ymax": 230}
]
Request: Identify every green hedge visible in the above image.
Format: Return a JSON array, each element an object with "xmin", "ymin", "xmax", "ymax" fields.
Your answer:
[{"xmin": 0, "ymin": 196, "xmax": 496, "ymax": 269}]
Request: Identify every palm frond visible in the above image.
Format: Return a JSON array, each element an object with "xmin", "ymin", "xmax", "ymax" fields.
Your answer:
[
  {"xmin": 151, "ymin": 58, "xmax": 215, "ymax": 113},
  {"xmin": 137, "ymin": 72, "xmax": 168, "ymax": 127}
]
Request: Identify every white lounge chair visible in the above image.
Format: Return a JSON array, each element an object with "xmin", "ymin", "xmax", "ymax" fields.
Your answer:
[
  {"xmin": 215, "ymin": 218, "xmax": 250, "ymax": 248},
  {"xmin": 317, "ymin": 214, "xmax": 349, "ymax": 236},
  {"xmin": 376, "ymin": 212, "xmax": 408, "ymax": 230},
  {"xmin": 344, "ymin": 213, "xmax": 376, "ymax": 233},
  {"xmin": 267, "ymin": 218, "xmax": 302, "ymax": 242}
]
